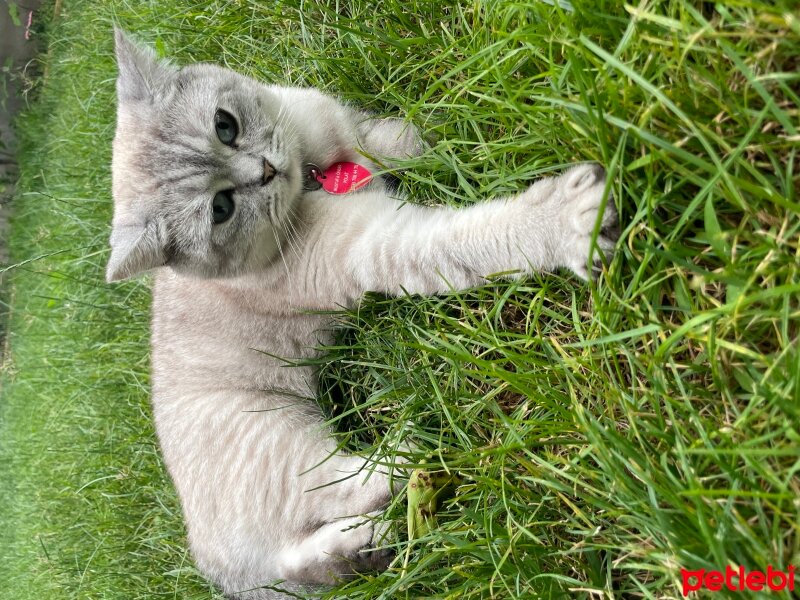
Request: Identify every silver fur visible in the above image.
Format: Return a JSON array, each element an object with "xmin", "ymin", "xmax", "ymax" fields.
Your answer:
[{"xmin": 107, "ymin": 29, "xmax": 619, "ymax": 599}]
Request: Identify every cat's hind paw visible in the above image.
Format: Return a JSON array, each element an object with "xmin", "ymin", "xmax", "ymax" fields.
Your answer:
[{"xmin": 278, "ymin": 514, "xmax": 393, "ymax": 585}]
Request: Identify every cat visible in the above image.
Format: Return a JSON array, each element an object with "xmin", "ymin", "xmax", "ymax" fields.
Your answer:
[{"xmin": 107, "ymin": 29, "xmax": 619, "ymax": 599}]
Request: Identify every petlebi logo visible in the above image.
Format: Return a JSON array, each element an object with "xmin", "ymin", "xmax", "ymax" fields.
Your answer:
[{"xmin": 681, "ymin": 565, "xmax": 796, "ymax": 596}]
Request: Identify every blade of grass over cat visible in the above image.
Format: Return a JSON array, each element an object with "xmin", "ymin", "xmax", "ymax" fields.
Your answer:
[{"xmin": 2, "ymin": 0, "xmax": 798, "ymax": 598}]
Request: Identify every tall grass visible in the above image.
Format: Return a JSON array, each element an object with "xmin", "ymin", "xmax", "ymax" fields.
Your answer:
[{"xmin": 1, "ymin": 1, "xmax": 797, "ymax": 598}]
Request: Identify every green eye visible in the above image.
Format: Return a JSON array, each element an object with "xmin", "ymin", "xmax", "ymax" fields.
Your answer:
[
  {"xmin": 214, "ymin": 109, "xmax": 238, "ymax": 146},
  {"xmin": 212, "ymin": 190, "xmax": 235, "ymax": 224}
]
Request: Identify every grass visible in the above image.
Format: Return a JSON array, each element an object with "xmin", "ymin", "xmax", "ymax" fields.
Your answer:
[{"xmin": 1, "ymin": 0, "xmax": 798, "ymax": 598}]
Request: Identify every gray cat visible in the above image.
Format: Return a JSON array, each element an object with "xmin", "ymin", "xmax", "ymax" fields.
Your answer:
[{"xmin": 107, "ymin": 29, "xmax": 619, "ymax": 599}]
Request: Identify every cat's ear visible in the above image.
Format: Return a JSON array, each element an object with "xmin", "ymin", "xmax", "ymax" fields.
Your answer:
[
  {"xmin": 106, "ymin": 221, "xmax": 166, "ymax": 282},
  {"xmin": 114, "ymin": 28, "xmax": 175, "ymax": 103}
]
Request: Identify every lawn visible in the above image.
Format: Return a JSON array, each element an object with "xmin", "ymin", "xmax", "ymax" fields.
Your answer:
[{"xmin": 1, "ymin": 0, "xmax": 798, "ymax": 598}]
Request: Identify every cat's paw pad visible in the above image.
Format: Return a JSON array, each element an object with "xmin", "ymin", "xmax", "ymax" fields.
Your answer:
[{"xmin": 558, "ymin": 163, "xmax": 619, "ymax": 280}]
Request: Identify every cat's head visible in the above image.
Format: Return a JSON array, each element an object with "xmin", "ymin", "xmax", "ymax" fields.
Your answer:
[{"xmin": 106, "ymin": 29, "xmax": 303, "ymax": 282}]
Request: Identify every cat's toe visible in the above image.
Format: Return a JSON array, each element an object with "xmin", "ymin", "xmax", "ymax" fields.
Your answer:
[
  {"xmin": 358, "ymin": 542, "xmax": 394, "ymax": 572},
  {"xmin": 355, "ymin": 513, "xmax": 394, "ymax": 571},
  {"xmin": 600, "ymin": 221, "xmax": 621, "ymax": 244},
  {"xmin": 564, "ymin": 162, "xmax": 606, "ymax": 193},
  {"xmin": 569, "ymin": 176, "xmax": 612, "ymax": 232},
  {"xmin": 567, "ymin": 232, "xmax": 616, "ymax": 280},
  {"xmin": 556, "ymin": 165, "xmax": 618, "ymax": 280}
]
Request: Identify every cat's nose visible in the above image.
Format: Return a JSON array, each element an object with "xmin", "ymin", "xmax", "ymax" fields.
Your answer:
[{"xmin": 262, "ymin": 158, "xmax": 276, "ymax": 185}]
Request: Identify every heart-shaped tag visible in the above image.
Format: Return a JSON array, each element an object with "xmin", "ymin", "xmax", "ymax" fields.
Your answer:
[{"xmin": 316, "ymin": 162, "xmax": 372, "ymax": 194}]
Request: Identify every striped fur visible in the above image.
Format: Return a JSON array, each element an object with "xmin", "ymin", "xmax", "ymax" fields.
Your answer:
[{"xmin": 107, "ymin": 30, "xmax": 618, "ymax": 599}]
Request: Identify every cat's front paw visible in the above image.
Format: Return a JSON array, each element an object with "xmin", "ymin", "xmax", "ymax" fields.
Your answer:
[{"xmin": 555, "ymin": 163, "xmax": 619, "ymax": 280}]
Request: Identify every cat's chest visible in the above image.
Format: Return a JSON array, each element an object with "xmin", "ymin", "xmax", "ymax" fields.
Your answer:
[{"xmin": 150, "ymin": 270, "xmax": 331, "ymax": 394}]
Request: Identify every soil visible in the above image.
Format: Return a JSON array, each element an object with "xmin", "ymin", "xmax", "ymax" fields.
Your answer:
[{"xmin": 1, "ymin": 0, "xmax": 45, "ymax": 360}]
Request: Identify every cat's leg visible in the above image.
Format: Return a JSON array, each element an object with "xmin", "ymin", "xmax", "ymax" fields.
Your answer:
[
  {"xmin": 378, "ymin": 161, "xmax": 615, "ymax": 286},
  {"xmin": 272, "ymin": 86, "xmax": 422, "ymax": 168},
  {"xmin": 294, "ymin": 162, "xmax": 618, "ymax": 303},
  {"xmin": 276, "ymin": 454, "xmax": 395, "ymax": 585},
  {"xmin": 159, "ymin": 383, "xmax": 398, "ymax": 594},
  {"xmin": 356, "ymin": 117, "xmax": 424, "ymax": 166}
]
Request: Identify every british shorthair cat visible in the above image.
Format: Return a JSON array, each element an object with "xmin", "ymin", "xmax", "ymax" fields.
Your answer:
[{"xmin": 107, "ymin": 29, "xmax": 618, "ymax": 599}]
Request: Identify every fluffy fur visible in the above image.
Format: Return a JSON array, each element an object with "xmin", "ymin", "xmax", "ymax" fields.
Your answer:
[{"xmin": 107, "ymin": 29, "xmax": 619, "ymax": 599}]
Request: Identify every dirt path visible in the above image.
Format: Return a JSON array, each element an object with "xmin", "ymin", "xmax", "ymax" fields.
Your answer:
[
  {"xmin": 1, "ymin": 1, "xmax": 44, "ymax": 260},
  {"xmin": 1, "ymin": 1, "xmax": 45, "ymax": 362}
]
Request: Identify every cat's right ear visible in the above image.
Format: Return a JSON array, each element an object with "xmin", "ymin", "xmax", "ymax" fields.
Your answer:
[
  {"xmin": 114, "ymin": 28, "xmax": 175, "ymax": 103},
  {"xmin": 106, "ymin": 221, "xmax": 166, "ymax": 282}
]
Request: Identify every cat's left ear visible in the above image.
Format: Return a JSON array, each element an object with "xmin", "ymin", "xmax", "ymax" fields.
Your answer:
[
  {"xmin": 114, "ymin": 28, "xmax": 175, "ymax": 103},
  {"xmin": 106, "ymin": 221, "xmax": 166, "ymax": 282}
]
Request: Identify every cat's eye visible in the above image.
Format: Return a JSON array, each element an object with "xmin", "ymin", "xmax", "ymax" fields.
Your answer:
[
  {"xmin": 212, "ymin": 190, "xmax": 235, "ymax": 224},
  {"xmin": 214, "ymin": 109, "xmax": 238, "ymax": 146}
]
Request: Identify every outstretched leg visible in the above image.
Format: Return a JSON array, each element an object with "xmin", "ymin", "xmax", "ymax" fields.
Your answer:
[{"xmin": 291, "ymin": 162, "xmax": 619, "ymax": 306}]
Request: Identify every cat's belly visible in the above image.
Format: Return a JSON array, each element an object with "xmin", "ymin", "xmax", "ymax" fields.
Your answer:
[{"xmin": 149, "ymin": 268, "xmax": 332, "ymax": 398}]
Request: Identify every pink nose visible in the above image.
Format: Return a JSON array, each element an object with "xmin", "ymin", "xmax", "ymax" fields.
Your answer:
[{"xmin": 262, "ymin": 158, "xmax": 276, "ymax": 185}]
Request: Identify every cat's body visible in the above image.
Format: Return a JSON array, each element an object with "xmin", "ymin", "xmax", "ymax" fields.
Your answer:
[{"xmin": 108, "ymin": 30, "xmax": 619, "ymax": 599}]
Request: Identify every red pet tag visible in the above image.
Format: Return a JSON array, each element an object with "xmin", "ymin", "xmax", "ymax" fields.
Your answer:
[{"xmin": 307, "ymin": 162, "xmax": 373, "ymax": 194}]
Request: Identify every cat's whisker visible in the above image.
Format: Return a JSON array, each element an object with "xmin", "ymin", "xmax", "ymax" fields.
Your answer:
[
  {"xmin": 274, "ymin": 107, "xmax": 301, "ymax": 159},
  {"xmin": 270, "ymin": 221, "xmax": 292, "ymax": 279},
  {"xmin": 279, "ymin": 221, "xmax": 297, "ymax": 259},
  {"xmin": 269, "ymin": 194, "xmax": 300, "ymax": 262},
  {"xmin": 282, "ymin": 205, "xmax": 303, "ymax": 260}
]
